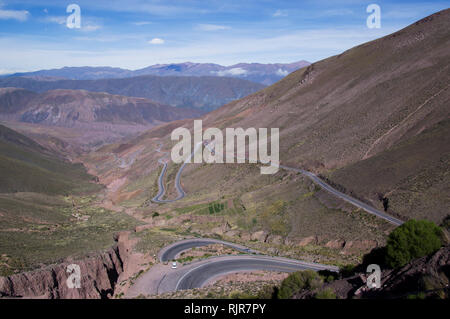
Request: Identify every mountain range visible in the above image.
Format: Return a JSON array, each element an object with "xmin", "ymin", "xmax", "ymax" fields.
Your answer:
[
  {"xmin": 0, "ymin": 75, "xmax": 266, "ymax": 111},
  {"xmin": 3, "ymin": 61, "xmax": 310, "ymax": 86}
]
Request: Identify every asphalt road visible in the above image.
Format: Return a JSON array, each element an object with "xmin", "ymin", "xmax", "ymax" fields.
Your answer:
[
  {"xmin": 279, "ymin": 165, "xmax": 404, "ymax": 226},
  {"xmin": 151, "ymin": 142, "xmax": 202, "ymax": 203},
  {"xmin": 175, "ymin": 255, "xmax": 339, "ymax": 291},
  {"xmin": 206, "ymin": 141, "xmax": 403, "ymax": 226},
  {"xmin": 152, "ymin": 141, "xmax": 403, "ymax": 225},
  {"xmin": 128, "ymin": 238, "xmax": 339, "ymax": 296},
  {"xmin": 158, "ymin": 238, "xmax": 258, "ymax": 262}
]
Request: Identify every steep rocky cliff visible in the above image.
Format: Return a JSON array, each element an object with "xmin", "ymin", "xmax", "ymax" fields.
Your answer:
[{"xmin": 0, "ymin": 235, "xmax": 130, "ymax": 299}]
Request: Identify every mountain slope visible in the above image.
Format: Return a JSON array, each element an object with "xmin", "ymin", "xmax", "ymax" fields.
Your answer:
[
  {"xmin": 0, "ymin": 124, "xmax": 99, "ymax": 194},
  {"xmin": 0, "ymin": 124, "xmax": 140, "ymax": 276},
  {"xmin": 0, "ymin": 88, "xmax": 201, "ymax": 128},
  {"xmin": 4, "ymin": 61, "xmax": 310, "ymax": 85},
  {"xmin": 14, "ymin": 89, "xmax": 201, "ymax": 127},
  {"xmin": 196, "ymin": 9, "xmax": 450, "ymax": 222},
  {"xmin": 0, "ymin": 88, "xmax": 37, "ymax": 115},
  {"xmin": 0, "ymin": 88, "xmax": 202, "ymax": 152}
]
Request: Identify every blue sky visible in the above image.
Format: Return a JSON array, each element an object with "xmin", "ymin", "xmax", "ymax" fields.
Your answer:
[{"xmin": 0, "ymin": 0, "xmax": 448, "ymax": 73}]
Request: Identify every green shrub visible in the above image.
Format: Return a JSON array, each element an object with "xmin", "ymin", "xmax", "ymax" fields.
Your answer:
[
  {"xmin": 278, "ymin": 270, "xmax": 323, "ymax": 299},
  {"xmin": 318, "ymin": 270, "xmax": 338, "ymax": 282},
  {"xmin": 385, "ymin": 219, "xmax": 443, "ymax": 268},
  {"xmin": 256, "ymin": 285, "xmax": 278, "ymax": 299},
  {"xmin": 152, "ymin": 212, "xmax": 160, "ymax": 218},
  {"xmin": 314, "ymin": 288, "xmax": 337, "ymax": 299},
  {"xmin": 407, "ymin": 292, "xmax": 426, "ymax": 299},
  {"xmin": 228, "ymin": 291, "xmax": 255, "ymax": 299}
]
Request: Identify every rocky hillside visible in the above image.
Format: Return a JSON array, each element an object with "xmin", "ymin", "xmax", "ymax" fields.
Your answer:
[
  {"xmin": 0, "ymin": 75, "xmax": 266, "ymax": 111},
  {"xmin": 0, "ymin": 245, "xmax": 123, "ymax": 299},
  {"xmin": 0, "ymin": 88, "xmax": 201, "ymax": 128},
  {"xmin": 0, "ymin": 88, "xmax": 37, "ymax": 116},
  {"xmin": 293, "ymin": 244, "xmax": 450, "ymax": 299},
  {"xmin": 0, "ymin": 231, "xmax": 140, "ymax": 299},
  {"xmin": 198, "ymin": 9, "xmax": 450, "ymax": 223}
]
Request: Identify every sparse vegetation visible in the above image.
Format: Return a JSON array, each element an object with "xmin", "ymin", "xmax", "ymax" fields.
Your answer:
[
  {"xmin": 209, "ymin": 202, "xmax": 225, "ymax": 214},
  {"xmin": 260, "ymin": 200, "xmax": 290, "ymax": 236},
  {"xmin": 314, "ymin": 288, "xmax": 337, "ymax": 299},
  {"xmin": 277, "ymin": 270, "xmax": 323, "ymax": 299},
  {"xmin": 0, "ymin": 194, "xmax": 141, "ymax": 273}
]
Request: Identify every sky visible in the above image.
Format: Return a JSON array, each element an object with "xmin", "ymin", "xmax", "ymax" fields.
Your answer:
[{"xmin": 0, "ymin": 0, "xmax": 448, "ymax": 73}]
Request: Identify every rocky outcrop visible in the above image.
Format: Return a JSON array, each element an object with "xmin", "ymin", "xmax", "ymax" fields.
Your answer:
[
  {"xmin": 365, "ymin": 244, "xmax": 450, "ymax": 298},
  {"xmin": 0, "ymin": 244, "xmax": 125, "ymax": 299},
  {"xmin": 342, "ymin": 240, "xmax": 378, "ymax": 254},
  {"xmin": 294, "ymin": 245, "xmax": 450, "ymax": 299},
  {"xmin": 250, "ymin": 231, "xmax": 268, "ymax": 242}
]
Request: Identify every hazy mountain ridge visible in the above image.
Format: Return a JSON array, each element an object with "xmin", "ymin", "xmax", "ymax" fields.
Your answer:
[
  {"xmin": 0, "ymin": 75, "xmax": 266, "ymax": 111},
  {"xmin": 3, "ymin": 61, "xmax": 310, "ymax": 85}
]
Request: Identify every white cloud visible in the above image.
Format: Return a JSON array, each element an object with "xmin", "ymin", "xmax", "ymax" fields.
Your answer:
[
  {"xmin": 133, "ymin": 21, "xmax": 151, "ymax": 26},
  {"xmin": 276, "ymin": 69, "xmax": 289, "ymax": 76},
  {"xmin": 273, "ymin": 9, "xmax": 288, "ymax": 17},
  {"xmin": 82, "ymin": 24, "xmax": 101, "ymax": 32},
  {"xmin": 148, "ymin": 38, "xmax": 165, "ymax": 45},
  {"xmin": 42, "ymin": 15, "xmax": 101, "ymax": 32},
  {"xmin": 196, "ymin": 24, "xmax": 230, "ymax": 31},
  {"xmin": 44, "ymin": 15, "xmax": 66, "ymax": 25},
  {"xmin": 0, "ymin": 26, "xmax": 399, "ymax": 71},
  {"xmin": 0, "ymin": 68, "xmax": 27, "ymax": 75},
  {"xmin": 216, "ymin": 68, "xmax": 247, "ymax": 76},
  {"xmin": 0, "ymin": 8, "xmax": 30, "ymax": 21}
]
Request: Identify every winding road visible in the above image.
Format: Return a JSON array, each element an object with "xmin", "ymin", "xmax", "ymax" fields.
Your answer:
[
  {"xmin": 205, "ymin": 141, "xmax": 404, "ymax": 226},
  {"xmin": 152, "ymin": 141, "xmax": 403, "ymax": 225},
  {"xmin": 130, "ymin": 129, "xmax": 404, "ymax": 297},
  {"xmin": 175, "ymin": 255, "xmax": 338, "ymax": 291},
  {"xmin": 126, "ymin": 238, "xmax": 339, "ymax": 296},
  {"xmin": 151, "ymin": 142, "xmax": 202, "ymax": 203},
  {"xmin": 158, "ymin": 238, "xmax": 258, "ymax": 262}
]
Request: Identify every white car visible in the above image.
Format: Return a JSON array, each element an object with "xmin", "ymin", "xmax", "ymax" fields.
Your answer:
[{"xmin": 171, "ymin": 261, "xmax": 177, "ymax": 269}]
